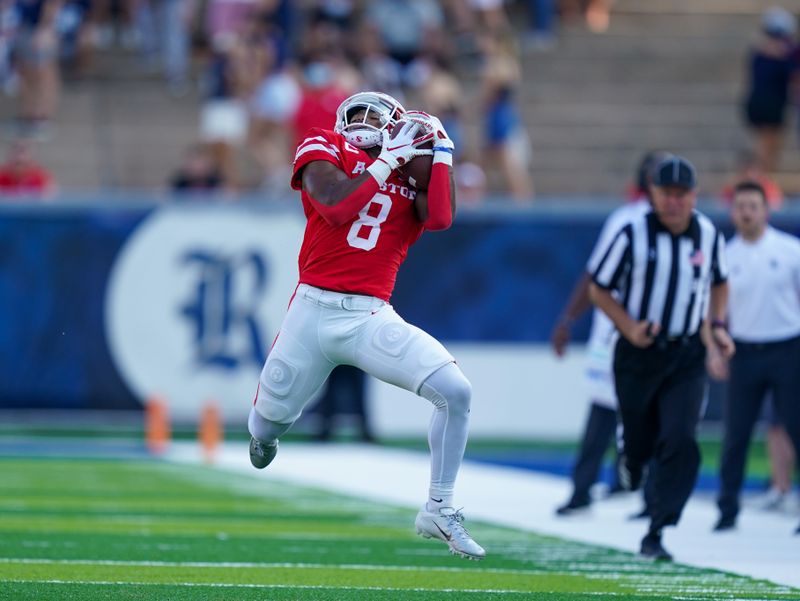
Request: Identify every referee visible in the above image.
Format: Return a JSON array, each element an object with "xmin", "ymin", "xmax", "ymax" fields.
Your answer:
[
  {"xmin": 712, "ymin": 180, "xmax": 800, "ymax": 534},
  {"xmin": 589, "ymin": 155, "xmax": 735, "ymax": 560}
]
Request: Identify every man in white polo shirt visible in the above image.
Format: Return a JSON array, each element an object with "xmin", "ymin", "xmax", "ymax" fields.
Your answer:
[{"xmin": 712, "ymin": 180, "xmax": 800, "ymax": 534}]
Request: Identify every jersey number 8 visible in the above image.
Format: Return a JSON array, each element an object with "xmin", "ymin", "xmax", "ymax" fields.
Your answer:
[{"xmin": 347, "ymin": 194, "xmax": 392, "ymax": 251}]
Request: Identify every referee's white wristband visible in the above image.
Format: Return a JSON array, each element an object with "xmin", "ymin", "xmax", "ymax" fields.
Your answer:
[
  {"xmin": 367, "ymin": 159, "xmax": 392, "ymax": 186},
  {"xmin": 433, "ymin": 148, "xmax": 454, "ymax": 167}
]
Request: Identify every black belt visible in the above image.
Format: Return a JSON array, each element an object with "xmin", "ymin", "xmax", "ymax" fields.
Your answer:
[
  {"xmin": 734, "ymin": 334, "xmax": 800, "ymax": 352},
  {"xmin": 652, "ymin": 332, "xmax": 701, "ymax": 350}
]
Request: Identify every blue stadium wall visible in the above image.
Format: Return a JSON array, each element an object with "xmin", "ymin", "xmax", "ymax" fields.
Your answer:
[{"xmin": 0, "ymin": 200, "xmax": 791, "ymax": 434}]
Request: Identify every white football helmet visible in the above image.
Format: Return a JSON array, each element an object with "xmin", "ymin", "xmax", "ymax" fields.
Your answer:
[{"xmin": 334, "ymin": 91, "xmax": 405, "ymax": 148}]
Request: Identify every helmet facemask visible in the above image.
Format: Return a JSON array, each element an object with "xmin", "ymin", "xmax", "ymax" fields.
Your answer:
[{"xmin": 334, "ymin": 92, "xmax": 405, "ymax": 148}]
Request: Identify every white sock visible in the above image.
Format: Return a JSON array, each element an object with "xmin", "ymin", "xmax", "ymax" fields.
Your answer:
[{"xmin": 427, "ymin": 494, "xmax": 454, "ymax": 513}]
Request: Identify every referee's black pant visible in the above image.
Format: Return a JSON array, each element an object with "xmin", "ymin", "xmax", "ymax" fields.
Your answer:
[
  {"xmin": 568, "ymin": 403, "xmax": 619, "ymax": 505},
  {"xmin": 717, "ymin": 335, "xmax": 800, "ymax": 522},
  {"xmin": 614, "ymin": 335, "xmax": 706, "ymax": 534}
]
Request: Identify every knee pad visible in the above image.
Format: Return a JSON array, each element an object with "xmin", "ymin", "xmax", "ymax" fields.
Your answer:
[
  {"xmin": 261, "ymin": 355, "xmax": 298, "ymax": 400},
  {"xmin": 256, "ymin": 356, "xmax": 301, "ymax": 423}
]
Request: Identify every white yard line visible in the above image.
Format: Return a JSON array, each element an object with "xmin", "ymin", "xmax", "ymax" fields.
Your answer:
[
  {"xmin": 0, "ymin": 579, "xmax": 537, "ymax": 594},
  {"xmin": 168, "ymin": 442, "xmax": 800, "ymax": 589}
]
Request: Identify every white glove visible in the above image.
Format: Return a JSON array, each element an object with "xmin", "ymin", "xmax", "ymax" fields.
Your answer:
[
  {"xmin": 377, "ymin": 120, "xmax": 434, "ymax": 170},
  {"xmin": 367, "ymin": 120, "xmax": 433, "ymax": 185},
  {"xmin": 405, "ymin": 110, "xmax": 455, "ymax": 154}
]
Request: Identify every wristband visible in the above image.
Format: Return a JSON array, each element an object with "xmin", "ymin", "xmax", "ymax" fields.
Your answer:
[
  {"xmin": 366, "ymin": 158, "xmax": 392, "ymax": 186},
  {"xmin": 710, "ymin": 319, "xmax": 728, "ymax": 331},
  {"xmin": 433, "ymin": 149, "xmax": 453, "ymax": 167}
]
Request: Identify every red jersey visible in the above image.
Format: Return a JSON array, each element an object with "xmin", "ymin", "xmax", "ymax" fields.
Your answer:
[{"xmin": 291, "ymin": 128, "xmax": 424, "ymax": 301}]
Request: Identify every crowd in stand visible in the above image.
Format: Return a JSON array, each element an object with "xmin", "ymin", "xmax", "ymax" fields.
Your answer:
[
  {"xmin": 3, "ymin": 2, "xmax": 800, "ymax": 204},
  {"xmin": 0, "ymin": 0, "xmax": 624, "ymax": 201}
]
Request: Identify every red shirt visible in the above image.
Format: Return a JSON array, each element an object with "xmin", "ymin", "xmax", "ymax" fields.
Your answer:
[
  {"xmin": 292, "ymin": 86, "xmax": 349, "ymax": 148},
  {"xmin": 291, "ymin": 128, "xmax": 424, "ymax": 301},
  {"xmin": 0, "ymin": 166, "xmax": 53, "ymax": 196}
]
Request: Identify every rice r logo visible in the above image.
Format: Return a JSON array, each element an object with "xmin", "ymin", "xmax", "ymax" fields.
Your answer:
[{"xmin": 105, "ymin": 207, "xmax": 303, "ymax": 421}]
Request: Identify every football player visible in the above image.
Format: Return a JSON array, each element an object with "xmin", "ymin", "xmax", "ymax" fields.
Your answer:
[{"xmin": 247, "ymin": 91, "xmax": 485, "ymax": 560}]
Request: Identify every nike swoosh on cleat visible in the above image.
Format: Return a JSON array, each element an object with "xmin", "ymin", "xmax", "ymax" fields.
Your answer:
[{"xmin": 432, "ymin": 522, "xmax": 451, "ymax": 541}]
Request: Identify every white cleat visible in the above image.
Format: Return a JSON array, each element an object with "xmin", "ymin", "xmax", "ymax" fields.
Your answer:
[{"xmin": 415, "ymin": 507, "xmax": 486, "ymax": 560}]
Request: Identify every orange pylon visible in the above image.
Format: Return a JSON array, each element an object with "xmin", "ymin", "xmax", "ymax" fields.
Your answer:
[
  {"xmin": 199, "ymin": 401, "xmax": 223, "ymax": 463},
  {"xmin": 145, "ymin": 396, "xmax": 171, "ymax": 455}
]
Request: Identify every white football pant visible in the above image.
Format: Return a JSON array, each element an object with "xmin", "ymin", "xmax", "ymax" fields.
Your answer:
[{"xmin": 251, "ymin": 284, "xmax": 472, "ymax": 503}]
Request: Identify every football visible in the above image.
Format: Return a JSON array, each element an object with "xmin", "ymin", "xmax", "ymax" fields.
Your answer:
[
  {"xmin": 390, "ymin": 120, "xmax": 434, "ymax": 190},
  {"xmin": 401, "ymin": 141, "xmax": 433, "ymax": 190}
]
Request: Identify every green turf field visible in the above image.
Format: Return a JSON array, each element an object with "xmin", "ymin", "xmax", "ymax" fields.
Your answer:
[{"xmin": 0, "ymin": 457, "xmax": 797, "ymax": 600}]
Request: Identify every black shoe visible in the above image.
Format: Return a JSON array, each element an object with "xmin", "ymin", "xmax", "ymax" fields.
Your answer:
[
  {"xmin": 640, "ymin": 532, "xmax": 672, "ymax": 561},
  {"xmin": 712, "ymin": 515, "xmax": 736, "ymax": 532},
  {"xmin": 555, "ymin": 498, "xmax": 590, "ymax": 516},
  {"xmin": 249, "ymin": 437, "xmax": 278, "ymax": 469},
  {"xmin": 628, "ymin": 507, "xmax": 651, "ymax": 520}
]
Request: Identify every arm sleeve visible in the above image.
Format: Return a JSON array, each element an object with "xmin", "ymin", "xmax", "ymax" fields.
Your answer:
[
  {"xmin": 591, "ymin": 226, "xmax": 631, "ymax": 290},
  {"xmin": 711, "ymin": 230, "xmax": 728, "ymax": 285},
  {"xmin": 423, "ymin": 161, "xmax": 453, "ymax": 231}
]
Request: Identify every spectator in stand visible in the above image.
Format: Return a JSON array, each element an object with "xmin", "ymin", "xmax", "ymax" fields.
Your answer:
[
  {"xmin": 0, "ymin": 0, "xmax": 19, "ymax": 94},
  {"xmin": 742, "ymin": 7, "xmax": 796, "ymax": 173},
  {"xmin": 199, "ymin": 29, "xmax": 257, "ymax": 190},
  {"xmin": 522, "ymin": 0, "xmax": 557, "ymax": 51},
  {"xmin": 204, "ymin": 0, "xmax": 255, "ymax": 50},
  {"xmin": 308, "ymin": 0, "xmax": 356, "ymax": 32},
  {"xmin": 132, "ymin": 0, "xmax": 192, "ymax": 95},
  {"xmin": 291, "ymin": 57, "xmax": 355, "ymax": 148},
  {"xmin": 454, "ymin": 156, "xmax": 486, "ymax": 205},
  {"xmin": 248, "ymin": 17, "xmax": 300, "ymax": 192},
  {"xmin": 468, "ymin": 0, "xmax": 509, "ymax": 33},
  {"xmin": 408, "ymin": 50, "xmax": 463, "ymax": 157},
  {"xmin": 58, "ymin": 0, "xmax": 93, "ymax": 79},
  {"xmin": 721, "ymin": 151, "xmax": 783, "ymax": 209},
  {"xmin": 291, "ymin": 20, "xmax": 360, "ymax": 149},
  {"xmin": 14, "ymin": 0, "xmax": 62, "ymax": 136},
  {"xmin": 0, "ymin": 138, "xmax": 55, "ymax": 197},
  {"xmin": 354, "ymin": 22, "xmax": 404, "ymax": 102},
  {"xmin": 169, "ymin": 143, "xmax": 224, "ymax": 193},
  {"xmin": 363, "ymin": 0, "xmax": 443, "ymax": 82},
  {"xmin": 561, "ymin": 0, "xmax": 612, "ymax": 33},
  {"xmin": 479, "ymin": 29, "xmax": 533, "ymax": 201}
]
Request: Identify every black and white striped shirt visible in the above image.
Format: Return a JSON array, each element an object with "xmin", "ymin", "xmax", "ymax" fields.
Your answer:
[{"xmin": 591, "ymin": 209, "xmax": 728, "ymax": 338}]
